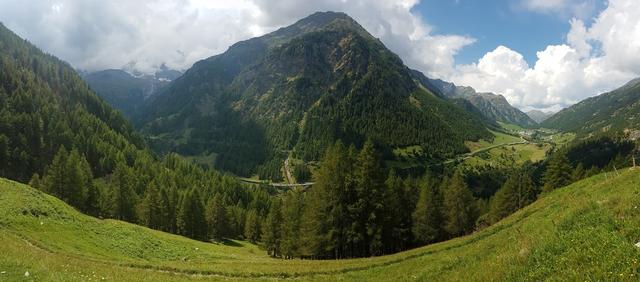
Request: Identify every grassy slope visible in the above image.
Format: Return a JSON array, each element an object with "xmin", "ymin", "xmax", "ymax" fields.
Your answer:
[
  {"xmin": 1, "ymin": 170, "xmax": 640, "ymax": 281},
  {"xmin": 462, "ymin": 143, "xmax": 552, "ymax": 168},
  {"xmin": 465, "ymin": 130, "xmax": 522, "ymax": 153}
]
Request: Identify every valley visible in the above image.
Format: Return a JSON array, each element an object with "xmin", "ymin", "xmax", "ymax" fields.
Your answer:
[{"xmin": 1, "ymin": 4, "xmax": 640, "ymax": 281}]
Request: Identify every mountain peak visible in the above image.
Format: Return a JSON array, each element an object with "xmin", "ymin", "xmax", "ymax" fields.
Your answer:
[{"xmin": 261, "ymin": 11, "xmax": 371, "ymax": 47}]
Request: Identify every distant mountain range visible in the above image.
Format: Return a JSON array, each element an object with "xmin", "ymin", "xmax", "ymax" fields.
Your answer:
[
  {"xmin": 542, "ymin": 78, "xmax": 640, "ymax": 137},
  {"xmin": 82, "ymin": 66, "xmax": 182, "ymax": 118},
  {"xmin": 421, "ymin": 77, "xmax": 538, "ymax": 128},
  {"xmin": 136, "ymin": 11, "xmax": 494, "ymax": 177},
  {"xmin": 526, "ymin": 110, "xmax": 554, "ymax": 123}
]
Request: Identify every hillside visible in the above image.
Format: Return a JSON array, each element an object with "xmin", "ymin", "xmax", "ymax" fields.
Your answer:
[
  {"xmin": 420, "ymin": 76, "xmax": 537, "ymax": 128},
  {"xmin": 139, "ymin": 11, "xmax": 492, "ymax": 178},
  {"xmin": 526, "ymin": 110, "xmax": 553, "ymax": 123},
  {"xmin": 0, "ymin": 22, "xmax": 143, "ymax": 182},
  {"xmin": 82, "ymin": 66, "xmax": 181, "ymax": 118},
  {"xmin": 1, "ymin": 168, "xmax": 639, "ymax": 281},
  {"xmin": 542, "ymin": 78, "xmax": 640, "ymax": 136}
]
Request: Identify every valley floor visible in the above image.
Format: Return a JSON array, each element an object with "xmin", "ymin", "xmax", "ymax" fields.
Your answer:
[{"xmin": 1, "ymin": 169, "xmax": 639, "ymax": 281}]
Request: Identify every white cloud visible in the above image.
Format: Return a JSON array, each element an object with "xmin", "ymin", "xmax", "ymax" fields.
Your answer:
[
  {"xmin": 451, "ymin": 0, "xmax": 640, "ymax": 111},
  {"xmin": 0, "ymin": 0, "xmax": 472, "ymax": 77},
  {"xmin": 1, "ymin": 0, "xmax": 637, "ymax": 111}
]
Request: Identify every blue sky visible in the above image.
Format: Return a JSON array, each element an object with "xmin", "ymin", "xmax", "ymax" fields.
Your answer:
[
  {"xmin": 2, "ymin": 0, "xmax": 637, "ymax": 111},
  {"xmin": 416, "ymin": 0, "xmax": 606, "ymax": 66}
]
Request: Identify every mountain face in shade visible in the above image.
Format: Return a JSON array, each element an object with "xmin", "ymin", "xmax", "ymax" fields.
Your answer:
[
  {"xmin": 82, "ymin": 66, "xmax": 182, "ymax": 118},
  {"xmin": 542, "ymin": 78, "xmax": 640, "ymax": 136},
  {"xmin": 526, "ymin": 110, "xmax": 553, "ymax": 123},
  {"xmin": 420, "ymin": 76, "xmax": 538, "ymax": 128},
  {"xmin": 138, "ymin": 11, "xmax": 492, "ymax": 177}
]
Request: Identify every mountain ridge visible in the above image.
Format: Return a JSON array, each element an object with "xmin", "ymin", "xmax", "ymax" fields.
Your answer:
[
  {"xmin": 542, "ymin": 77, "xmax": 640, "ymax": 136},
  {"xmin": 139, "ymin": 11, "xmax": 492, "ymax": 178},
  {"xmin": 421, "ymin": 77, "xmax": 538, "ymax": 128}
]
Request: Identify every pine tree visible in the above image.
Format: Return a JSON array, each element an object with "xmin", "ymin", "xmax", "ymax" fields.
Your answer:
[
  {"xmin": 442, "ymin": 171, "xmax": 477, "ymax": 237},
  {"xmin": 353, "ymin": 139, "xmax": 386, "ymax": 256},
  {"xmin": 137, "ymin": 182, "xmax": 163, "ymax": 230},
  {"xmin": 489, "ymin": 170, "xmax": 537, "ymax": 223},
  {"xmin": 542, "ymin": 152, "xmax": 572, "ymax": 192},
  {"xmin": 411, "ymin": 174, "xmax": 443, "ymax": 244},
  {"xmin": 280, "ymin": 188, "xmax": 304, "ymax": 259},
  {"xmin": 43, "ymin": 146, "xmax": 68, "ymax": 200},
  {"xmin": 177, "ymin": 189, "xmax": 206, "ymax": 240},
  {"xmin": 384, "ymin": 170, "xmax": 408, "ymax": 253},
  {"xmin": 571, "ymin": 163, "xmax": 585, "ymax": 182},
  {"xmin": 300, "ymin": 141, "xmax": 351, "ymax": 258},
  {"xmin": 65, "ymin": 149, "xmax": 91, "ymax": 210},
  {"xmin": 0, "ymin": 134, "xmax": 8, "ymax": 175},
  {"xmin": 244, "ymin": 209, "xmax": 260, "ymax": 243},
  {"xmin": 262, "ymin": 200, "xmax": 283, "ymax": 257},
  {"xmin": 113, "ymin": 162, "xmax": 137, "ymax": 221},
  {"xmin": 205, "ymin": 193, "xmax": 227, "ymax": 241}
]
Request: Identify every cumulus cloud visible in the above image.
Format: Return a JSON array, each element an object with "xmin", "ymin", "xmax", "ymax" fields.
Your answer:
[
  {"xmin": 2, "ymin": 0, "xmax": 638, "ymax": 111},
  {"xmin": 451, "ymin": 0, "xmax": 640, "ymax": 111},
  {"xmin": 0, "ymin": 0, "xmax": 472, "ymax": 77}
]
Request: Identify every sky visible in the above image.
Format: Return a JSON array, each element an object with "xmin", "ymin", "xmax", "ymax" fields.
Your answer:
[{"xmin": 0, "ymin": 0, "xmax": 638, "ymax": 112}]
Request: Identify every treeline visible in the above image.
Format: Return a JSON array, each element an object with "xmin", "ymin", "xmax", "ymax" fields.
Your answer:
[
  {"xmin": 0, "ymin": 22, "xmax": 273, "ymax": 242},
  {"xmin": 257, "ymin": 140, "xmax": 531, "ymax": 258},
  {"xmin": 31, "ymin": 147, "xmax": 273, "ymax": 241}
]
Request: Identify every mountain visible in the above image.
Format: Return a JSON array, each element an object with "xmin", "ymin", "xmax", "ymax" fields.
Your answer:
[
  {"xmin": 0, "ymin": 22, "xmax": 144, "ymax": 182},
  {"xmin": 82, "ymin": 66, "xmax": 182, "ymax": 118},
  {"xmin": 526, "ymin": 110, "xmax": 553, "ymax": 123},
  {"xmin": 0, "ymin": 22, "xmax": 267, "ymax": 242},
  {"xmin": 2, "ymin": 168, "xmax": 638, "ymax": 280},
  {"xmin": 542, "ymin": 78, "xmax": 640, "ymax": 136},
  {"xmin": 139, "ymin": 11, "xmax": 492, "ymax": 177},
  {"xmin": 420, "ymin": 77, "xmax": 537, "ymax": 128}
]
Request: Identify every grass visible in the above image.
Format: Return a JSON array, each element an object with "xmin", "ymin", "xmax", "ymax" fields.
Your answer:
[
  {"xmin": 1, "ymin": 169, "xmax": 640, "ymax": 281},
  {"xmin": 462, "ymin": 143, "xmax": 552, "ymax": 168},
  {"xmin": 465, "ymin": 130, "xmax": 522, "ymax": 152}
]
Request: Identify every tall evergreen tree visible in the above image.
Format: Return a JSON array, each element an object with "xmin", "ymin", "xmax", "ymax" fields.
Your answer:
[
  {"xmin": 280, "ymin": 188, "xmax": 304, "ymax": 259},
  {"xmin": 412, "ymin": 174, "xmax": 443, "ymax": 245},
  {"xmin": 177, "ymin": 189, "xmax": 206, "ymax": 240},
  {"xmin": 244, "ymin": 209, "xmax": 260, "ymax": 243},
  {"xmin": 542, "ymin": 152, "xmax": 572, "ymax": 192},
  {"xmin": 65, "ymin": 149, "xmax": 91, "ymax": 210},
  {"xmin": 489, "ymin": 170, "xmax": 537, "ymax": 223},
  {"xmin": 442, "ymin": 171, "xmax": 477, "ymax": 237},
  {"xmin": 43, "ymin": 146, "xmax": 69, "ymax": 199},
  {"xmin": 137, "ymin": 182, "xmax": 163, "ymax": 230},
  {"xmin": 262, "ymin": 200, "xmax": 283, "ymax": 257},
  {"xmin": 353, "ymin": 139, "xmax": 386, "ymax": 256},
  {"xmin": 113, "ymin": 162, "xmax": 137, "ymax": 221},
  {"xmin": 205, "ymin": 193, "xmax": 228, "ymax": 241}
]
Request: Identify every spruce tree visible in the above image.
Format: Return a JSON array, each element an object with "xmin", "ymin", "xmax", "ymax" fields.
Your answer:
[
  {"xmin": 205, "ymin": 193, "xmax": 228, "ymax": 241},
  {"xmin": 489, "ymin": 170, "xmax": 537, "ymax": 223},
  {"xmin": 412, "ymin": 174, "xmax": 443, "ymax": 245},
  {"xmin": 113, "ymin": 162, "xmax": 137, "ymax": 221},
  {"xmin": 354, "ymin": 139, "xmax": 386, "ymax": 256},
  {"xmin": 542, "ymin": 152, "xmax": 572, "ymax": 192},
  {"xmin": 177, "ymin": 189, "xmax": 206, "ymax": 240},
  {"xmin": 442, "ymin": 171, "xmax": 477, "ymax": 237},
  {"xmin": 280, "ymin": 188, "xmax": 304, "ymax": 259},
  {"xmin": 43, "ymin": 146, "xmax": 68, "ymax": 200},
  {"xmin": 262, "ymin": 200, "xmax": 283, "ymax": 257},
  {"xmin": 137, "ymin": 182, "xmax": 163, "ymax": 230},
  {"xmin": 244, "ymin": 209, "xmax": 260, "ymax": 243},
  {"xmin": 571, "ymin": 163, "xmax": 586, "ymax": 182}
]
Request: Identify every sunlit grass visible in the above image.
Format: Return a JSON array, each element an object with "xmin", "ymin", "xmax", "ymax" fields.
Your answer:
[{"xmin": 1, "ymin": 169, "xmax": 639, "ymax": 281}]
